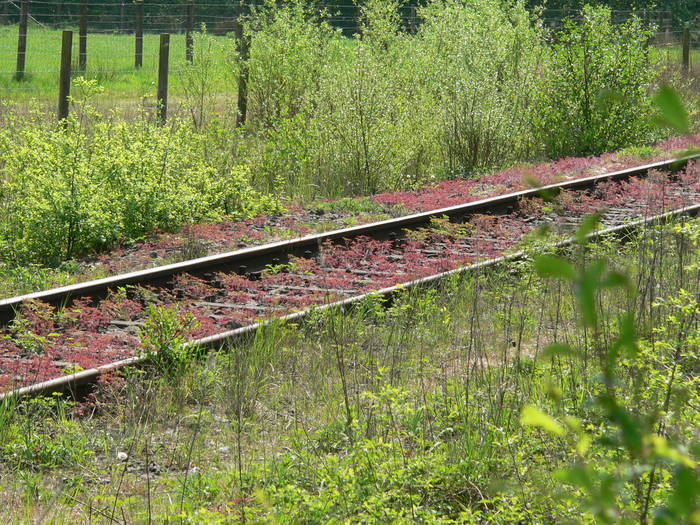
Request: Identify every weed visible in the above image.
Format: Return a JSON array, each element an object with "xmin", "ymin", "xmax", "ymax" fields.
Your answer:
[{"xmin": 138, "ymin": 305, "xmax": 200, "ymax": 378}]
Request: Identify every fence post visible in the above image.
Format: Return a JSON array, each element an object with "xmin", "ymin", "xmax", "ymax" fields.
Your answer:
[
  {"xmin": 79, "ymin": 0, "xmax": 87, "ymax": 71},
  {"xmin": 58, "ymin": 30, "xmax": 72, "ymax": 121},
  {"xmin": 15, "ymin": 0, "xmax": 29, "ymax": 81},
  {"xmin": 157, "ymin": 33, "xmax": 170, "ymax": 124},
  {"xmin": 135, "ymin": 0, "xmax": 144, "ymax": 68},
  {"xmin": 234, "ymin": 19, "xmax": 249, "ymax": 127},
  {"xmin": 682, "ymin": 22, "xmax": 690, "ymax": 73},
  {"xmin": 185, "ymin": 0, "xmax": 194, "ymax": 62}
]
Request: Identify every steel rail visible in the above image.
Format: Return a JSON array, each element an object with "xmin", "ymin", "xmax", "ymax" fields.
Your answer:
[
  {"xmin": 0, "ymin": 154, "xmax": 697, "ymax": 326},
  {"xmin": 2, "ymin": 202, "xmax": 699, "ymax": 402}
]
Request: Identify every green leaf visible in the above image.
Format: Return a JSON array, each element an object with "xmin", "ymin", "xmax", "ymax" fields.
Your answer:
[
  {"xmin": 576, "ymin": 260, "xmax": 606, "ymax": 328},
  {"xmin": 600, "ymin": 270, "xmax": 632, "ymax": 290},
  {"xmin": 664, "ymin": 465, "xmax": 700, "ymax": 519},
  {"xmin": 595, "ymin": 88, "xmax": 624, "ymax": 111},
  {"xmin": 520, "ymin": 405, "xmax": 566, "ymax": 436},
  {"xmin": 541, "ymin": 343, "xmax": 576, "ymax": 358},
  {"xmin": 576, "ymin": 213, "xmax": 603, "ymax": 244},
  {"xmin": 599, "ymin": 394, "xmax": 644, "ymax": 459},
  {"xmin": 614, "ymin": 313, "xmax": 638, "ymax": 359},
  {"xmin": 653, "ymin": 85, "xmax": 690, "ymax": 134},
  {"xmin": 524, "ymin": 175, "xmax": 560, "ymax": 202},
  {"xmin": 535, "ymin": 255, "xmax": 577, "ymax": 281},
  {"xmin": 556, "ymin": 463, "xmax": 593, "ymax": 490}
]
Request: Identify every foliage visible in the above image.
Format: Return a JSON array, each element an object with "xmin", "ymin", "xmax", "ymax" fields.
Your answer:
[
  {"xmin": 0, "ymin": 105, "xmax": 278, "ymax": 266},
  {"xmin": 0, "ymin": 0, "xmax": 668, "ymax": 215},
  {"xmin": 0, "ymin": 219, "xmax": 699, "ymax": 521},
  {"xmin": 417, "ymin": 0, "xmax": 545, "ymax": 175},
  {"xmin": 246, "ymin": 0, "xmax": 551, "ymax": 196},
  {"xmin": 539, "ymin": 5, "xmax": 658, "ymax": 157},
  {"xmin": 139, "ymin": 304, "xmax": 200, "ymax": 377},
  {"xmin": 0, "ymin": 395, "xmax": 94, "ymax": 472},
  {"xmin": 523, "ymin": 217, "xmax": 700, "ymax": 523},
  {"xmin": 179, "ymin": 28, "xmax": 237, "ymax": 130}
]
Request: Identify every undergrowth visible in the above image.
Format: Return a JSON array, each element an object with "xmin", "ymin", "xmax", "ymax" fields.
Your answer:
[
  {"xmin": 0, "ymin": 218, "xmax": 698, "ymax": 522},
  {"xmin": 0, "ymin": 1, "xmax": 673, "ymax": 272}
]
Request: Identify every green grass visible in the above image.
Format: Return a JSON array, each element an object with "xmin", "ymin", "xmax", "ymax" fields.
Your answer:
[
  {"xmin": 0, "ymin": 24, "xmax": 234, "ymax": 102},
  {"xmin": 650, "ymin": 42, "xmax": 700, "ymax": 69},
  {"xmin": 0, "ymin": 220, "xmax": 697, "ymax": 522}
]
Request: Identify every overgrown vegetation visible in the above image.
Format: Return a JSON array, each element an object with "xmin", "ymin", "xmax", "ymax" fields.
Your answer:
[
  {"xmin": 0, "ymin": 218, "xmax": 698, "ymax": 521},
  {"xmin": 0, "ymin": 2, "xmax": 677, "ymax": 267},
  {"xmin": 540, "ymin": 5, "xmax": 657, "ymax": 157},
  {"xmin": 0, "ymin": 91, "xmax": 277, "ymax": 266}
]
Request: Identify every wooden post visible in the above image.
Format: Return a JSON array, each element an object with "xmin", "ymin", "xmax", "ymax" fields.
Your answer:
[
  {"xmin": 682, "ymin": 22, "xmax": 690, "ymax": 73},
  {"xmin": 157, "ymin": 33, "xmax": 170, "ymax": 124},
  {"xmin": 79, "ymin": 0, "xmax": 87, "ymax": 71},
  {"xmin": 135, "ymin": 0, "xmax": 144, "ymax": 68},
  {"xmin": 15, "ymin": 0, "xmax": 29, "ymax": 81},
  {"xmin": 58, "ymin": 30, "xmax": 72, "ymax": 121},
  {"xmin": 185, "ymin": 0, "xmax": 194, "ymax": 62},
  {"xmin": 234, "ymin": 19, "xmax": 249, "ymax": 126}
]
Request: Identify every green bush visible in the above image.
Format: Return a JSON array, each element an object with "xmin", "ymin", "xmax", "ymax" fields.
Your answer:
[
  {"xmin": 0, "ymin": 0, "xmax": 667, "ymax": 266},
  {"xmin": 0, "ymin": 112, "xmax": 278, "ymax": 266},
  {"xmin": 416, "ymin": 0, "xmax": 546, "ymax": 175},
  {"xmin": 246, "ymin": 0, "xmax": 549, "ymax": 197},
  {"xmin": 539, "ymin": 5, "xmax": 658, "ymax": 157}
]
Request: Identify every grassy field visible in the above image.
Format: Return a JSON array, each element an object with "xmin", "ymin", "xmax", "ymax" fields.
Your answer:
[
  {"xmin": 0, "ymin": 25, "xmax": 235, "ymax": 104},
  {"xmin": 0, "ymin": 219, "xmax": 697, "ymax": 522},
  {"xmin": 0, "ymin": 24, "xmax": 696, "ymax": 107}
]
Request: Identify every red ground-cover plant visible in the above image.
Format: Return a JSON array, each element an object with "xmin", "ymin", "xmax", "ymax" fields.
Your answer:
[
  {"xmin": 18, "ymin": 133, "xmax": 696, "ymax": 289},
  {"xmin": 1, "ymin": 149, "xmax": 699, "ymax": 392}
]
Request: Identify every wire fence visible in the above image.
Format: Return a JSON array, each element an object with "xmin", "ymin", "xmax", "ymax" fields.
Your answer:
[{"xmin": 0, "ymin": 2, "xmax": 695, "ymax": 108}]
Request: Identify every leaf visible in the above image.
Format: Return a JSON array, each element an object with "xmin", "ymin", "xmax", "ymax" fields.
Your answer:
[
  {"xmin": 614, "ymin": 313, "xmax": 639, "ymax": 359},
  {"xmin": 653, "ymin": 85, "xmax": 690, "ymax": 134},
  {"xmin": 667, "ymin": 465, "xmax": 700, "ymax": 518},
  {"xmin": 520, "ymin": 405, "xmax": 566, "ymax": 436},
  {"xmin": 600, "ymin": 270, "xmax": 632, "ymax": 290},
  {"xmin": 541, "ymin": 343, "xmax": 576, "ymax": 358},
  {"xmin": 556, "ymin": 463, "xmax": 593, "ymax": 490},
  {"xmin": 599, "ymin": 394, "xmax": 643, "ymax": 459},
  {"xmin": 649, "ymin": 435, "xmax": 696, "ymax": 468},
  {"xmin": 576, "ymin": 213, "xmax": 603, "ymax": 244},
  {"xmin": 524, "ymin": 175, "xmax": 560, "ymax": 201},
  {"xmin": 576, "ymin": 434, "xmax": 592, "ymax": 456},
  {"xmin": 595, "ymin": 88, "xmax": 624, "ymax": 111},
  {"xmin": 576, "ymin": 262, "xmax": 601, "ymax": 328},
  {"xmin": 535, "ymin": 255, "xmax": 577, "ymax": 281}
]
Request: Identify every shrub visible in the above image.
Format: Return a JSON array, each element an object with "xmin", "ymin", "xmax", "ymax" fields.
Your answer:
[
  {"xmin": 0, "ymin": 112, "xmax": 278, "ymax": 266},
  {"xmin": 247, "ymin": 0, "xmax": 338, "ymax": 129},
  {"xmin": 415, "ymin": 0, "xmax": 546, "ymax": 175},
  {"xmin": 244, "ymin": 0, "xmax": 549, "ymax": 197},
  {"xmin": 539, "ymin": 5, "xmax": 658, "ymax": 157}
]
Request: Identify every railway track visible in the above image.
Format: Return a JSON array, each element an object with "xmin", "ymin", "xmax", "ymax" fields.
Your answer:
[{"xmin": 1, "ymin": 154, "xmax": 699, "ymax": 399}]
